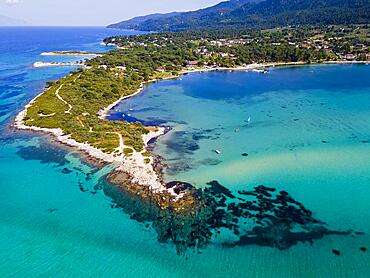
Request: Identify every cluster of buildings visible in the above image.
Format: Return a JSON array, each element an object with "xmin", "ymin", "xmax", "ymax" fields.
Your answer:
[
  {"xmin": 301, "ymin": 38, "xmax": 369, "ymax": 60},
  {"xmin": 107, "ymin": 29, "xmax": 370, "ymax": 63},
  {"xmin": 208, "ymin": 38, "xmax": 249, "ymax": 47}
]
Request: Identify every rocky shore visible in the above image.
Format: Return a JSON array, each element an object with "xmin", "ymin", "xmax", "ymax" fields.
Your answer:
[{"xmin": 14, "ymin": 93, "xmax": 170, "ymax": 196}]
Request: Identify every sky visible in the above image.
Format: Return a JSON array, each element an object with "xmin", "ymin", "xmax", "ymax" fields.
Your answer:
[{"xmin": 0, "ymin": 0, "xmax": 222, "ymax": 26}]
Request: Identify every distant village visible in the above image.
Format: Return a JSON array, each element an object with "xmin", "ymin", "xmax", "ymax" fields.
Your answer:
[{"xmin": 105, "ymin": 25, "xmax": 370, "ymax": 69}]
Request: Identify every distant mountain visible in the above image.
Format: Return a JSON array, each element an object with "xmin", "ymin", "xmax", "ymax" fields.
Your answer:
[
  {"xmin": 0, "ymin": 14, "xmax": 27, "ymax": 26},
  {"xmin": 108, "ymin": 0, "xmax": 370, "ymax": 31},
  {"xmin": 108, "ymin": 0, "xmax": 261, "ymax": 30},
  {"xmin": 110, "ymin": 12, "xmax": 181, "ymax": 29}
]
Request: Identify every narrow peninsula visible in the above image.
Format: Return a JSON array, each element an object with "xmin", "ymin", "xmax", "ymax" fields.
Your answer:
[{"xmin": 15, "ymin": 25, "xmax": 369, "ymax": 253}]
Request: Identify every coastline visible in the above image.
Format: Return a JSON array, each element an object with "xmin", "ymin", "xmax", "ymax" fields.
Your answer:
[
  {"xmin": 15, "ymin": 59, "xmax": 368, "ymax": 200},
  {"xmin": 41, "ymin": 51, "xmax": 102, "ymax": 57},
  {"xmin": 15, "ymin": 106, "xmax": 168, "ymax": 192},
  {"xmin": 4, "ymin": 25, "xmax": 370, "ymax": 265},
  {"xmin": 97, "ymin": 84, "xmax": 144, "ymax": 120},
  {"xmin": 180, "ymin": 60, "xmax": 369, "ymax": 75},
  {"xmin": 99, "ymin": 60, "xmax": 369, "ymax": 118},
  {"xmin": 33, "ymin": 61, "xmax": 85, "ymax": 68},
  {"xmin": 96, "ymin": 62, "xmax": 304, "ymax": 119}
]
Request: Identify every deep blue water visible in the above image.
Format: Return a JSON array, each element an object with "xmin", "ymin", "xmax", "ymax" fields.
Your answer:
[
  {"xmin": 0, "ymin": 27, "xmax": 144, "ymax": 128},
  {"xmin": 1, "ymin": 27, "xmax": 370, "ymax": 277},
  {"xmin": 178, "ymin": 66, "xmax": 370, "ymax": 100}
]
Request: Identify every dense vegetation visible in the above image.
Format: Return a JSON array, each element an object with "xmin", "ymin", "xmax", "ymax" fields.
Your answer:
[
  {"xmin": 24, "ymin": 69, "xmax": 148, "ymax": 153},
  {"xmin": 24, "ymin": 25, "xmax": 369, "ymax": 155},
  {"xmin": 108, "ymin": 0, "xmax": 370, "ymax": 31},
  {"xmin": 103, "ymin": 25, "xmax": 369, "ymax": 68}
]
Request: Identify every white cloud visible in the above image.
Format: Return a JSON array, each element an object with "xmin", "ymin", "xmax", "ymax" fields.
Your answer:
[{"xmin": 5, "ymin": 0, "xmax": 22, "ymax": 5}]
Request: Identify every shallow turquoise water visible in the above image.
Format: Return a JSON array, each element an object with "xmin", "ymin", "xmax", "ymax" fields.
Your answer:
[
  {"xmin": 110, "ymin": 64, "xmax": 370, "ymax": 276},
  {"xmin": 1, "ymin": 27, "xmax": 370, "ymax": 277}
]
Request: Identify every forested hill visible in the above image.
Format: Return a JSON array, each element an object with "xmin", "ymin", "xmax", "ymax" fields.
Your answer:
[{"xmin": 108, "ymin": 0, "xmax": 370, "ymax": 31}]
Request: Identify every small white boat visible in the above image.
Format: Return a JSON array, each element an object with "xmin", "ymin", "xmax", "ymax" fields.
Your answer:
[
  {"xmin": 127, "ymin": 113, "xmax": 131, "ymax": 117},
  {"xmin": 214, "ymin": 149, "xmax": 221, "ymax": 155},
  {"xmin": 122, "ymin": 114, "xmax": 125, "ymax": 118},
  {"xmin": 247, "ymin": 116, "xmax": 251, "ymax": 124},
  {"xmin": 252, "ymin": 69, "xmax": 264, "ymax": 73},
  {"xmin": 253, "ymin": 69, "xmax": 269, "ymax": 74}
]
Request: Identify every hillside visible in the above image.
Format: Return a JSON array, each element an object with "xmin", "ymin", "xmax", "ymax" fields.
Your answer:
[{"xmin": 108, "ymin": 0, "xmax": 370, "ymax": 31}]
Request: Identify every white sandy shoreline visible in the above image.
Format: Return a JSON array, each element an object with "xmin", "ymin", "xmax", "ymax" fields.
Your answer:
[
  {"xmin": 14, "ymin": 79, "xmax": 167, "ymax": 194},
  {"xmin": 41, "ymin": 51, "xmax": 102, "ymax": 57},
  {"xmin": 15, "ymin": 108, "xmax": 167, "ymax": 192},
  {"xmin": 96, "ymin": 63, "xmax": 279, "ymax": 119},
  {"xmin": 98, "ymin": 60, "xmax": 368, "ymax": 118}
]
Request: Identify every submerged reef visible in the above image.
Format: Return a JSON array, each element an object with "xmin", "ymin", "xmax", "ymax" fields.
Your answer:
[
  {"xmin": 12, "ymin": 142, "xmax": 357, "ymax": 254},
  {"xmin": 104, "ymin": 172, "xmax": 354, "ymax": 254}
]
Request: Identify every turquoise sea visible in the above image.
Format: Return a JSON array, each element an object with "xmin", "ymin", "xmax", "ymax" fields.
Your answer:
[{"xmin": 1, "ymin": 27, "xmax": 370, "ymax": 277}]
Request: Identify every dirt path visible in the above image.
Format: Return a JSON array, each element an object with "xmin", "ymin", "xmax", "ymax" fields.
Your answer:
[
  {"xmin": 106, "ymin": 131, "xmax": 126, "ymax": 156},
  {"xmin": 55, "ymin": 74, "xmax": 80, "ymax": 114},
  {"xmin": 55, "ymin": 84, "xmax": 72, "ymax": 114}
]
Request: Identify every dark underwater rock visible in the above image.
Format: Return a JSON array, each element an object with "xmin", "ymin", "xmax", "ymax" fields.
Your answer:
[
  {"xmin": 354, "ymin": 231, "xmax": 366, "ymax": 235},
  {"xmin": 206, "ymin": 180, "xmax": 235, "ymax": 199},
  {"xmin": 332, "ymin": 249, "xmax": 341, "ymax": 256},
  {"xmin": 61, "ymin": 168, "xmax": 73, "ymax": 174},
  {"xmin": 103, "ymin": 172, "xmax": 353, "ymax": 255},
  {"xmin": 46, "ymin": 208, "xmax": 59, "ymax": 213},
  {"xmin": 16, "ymin": 145, "xmax": 68, "ymax": 166}
]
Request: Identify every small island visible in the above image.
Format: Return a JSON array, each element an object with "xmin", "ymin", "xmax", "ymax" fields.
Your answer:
[
  {"xmin": 16, "ymin": 25, "xmax": 369, "ymax": 253},
  {"xmin": 33, "ymin": 61, "xmax": 86, "ymax": 68}
]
